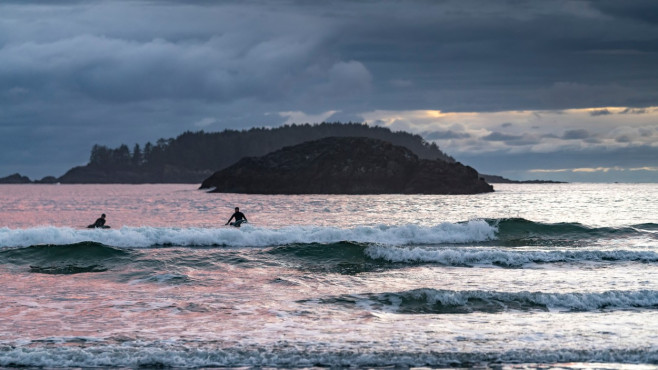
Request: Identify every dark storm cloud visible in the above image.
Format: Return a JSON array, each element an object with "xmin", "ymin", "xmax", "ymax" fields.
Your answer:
[
  {"xmin": 4, "ymin": 0, "xmax": 657, "ymax": 113},
  {"xmin": 335, "ymin": 1, "xmax": 658, "ymax": 111},
  {"xmin": 1, "ymin": 0, "xmax": 658, "ymax": 179},
  {"xmin": 591, "ymin": 0, "xmax": 658, "ymax": 25}
]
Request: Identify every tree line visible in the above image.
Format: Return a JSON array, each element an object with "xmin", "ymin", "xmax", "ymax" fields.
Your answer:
[{"xmin": 87, "ymin": 122, "xmax": 453, "ymax": 172}]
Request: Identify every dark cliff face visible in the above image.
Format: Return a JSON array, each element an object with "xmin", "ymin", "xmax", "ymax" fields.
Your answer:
[{"xmin": 200, "ymin": 137, "xmax": 493, "ymax": 194}]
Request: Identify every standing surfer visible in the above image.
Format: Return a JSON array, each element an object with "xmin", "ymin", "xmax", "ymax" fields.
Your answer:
[{"xmin": 226, "ymin": 207, "xmax": 248, "ymax": 227}]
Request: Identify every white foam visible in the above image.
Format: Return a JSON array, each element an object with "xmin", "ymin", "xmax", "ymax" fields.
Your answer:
[
  {"xmin": 370, "ymin": 288, "xmax": 658, "ymax": 312},
  {"xmin": 0, "ymin": 344, "xmax": 657, "ymax": 367},
  {"xmin": 365, "ymin": 246, "xmax": 658, "ymax": 266},
  {"xmin": 0, "ymin": 220, "xmax": 496, "ymax": 248}
]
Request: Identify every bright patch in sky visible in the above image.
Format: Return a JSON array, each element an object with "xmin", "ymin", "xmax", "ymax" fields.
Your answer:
[
  {"xmin": 277, "ymin": 111, "xmax": 340, "ymax": 126},
  {"xmin": 361, "ymin": 107, "xmax": 658, "ymax": 181},
  {"xmin": 362, "ymin": 106, "xmax": 657, "ymax": 152}
]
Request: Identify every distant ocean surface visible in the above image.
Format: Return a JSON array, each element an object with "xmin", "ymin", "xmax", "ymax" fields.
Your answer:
[{"xmin": 1, "ymin": 183, "xmax": 657, "ymax": 368}]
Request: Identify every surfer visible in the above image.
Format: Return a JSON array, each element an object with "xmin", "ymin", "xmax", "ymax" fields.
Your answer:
[
  {"xmin": 88, "ymin": 213, "xmax": 108, "ymax": 228},
  {"xmin": 226, "ymin": 207, "xmax": 248, "ymax": 227}
]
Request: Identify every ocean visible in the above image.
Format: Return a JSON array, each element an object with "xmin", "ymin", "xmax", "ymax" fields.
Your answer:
[{"xmin": 0, "ymin": 183, "xmax": 657, "ymax": 368}]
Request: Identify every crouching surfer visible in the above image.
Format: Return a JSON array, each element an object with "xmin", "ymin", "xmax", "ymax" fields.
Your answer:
[
  {"xmin": 226, "ymin": 207, "xmax": 248, "ymax": 227},
  {"xmin": 88, "ymin": 213, "xmax": 110, "ymax": 229}
]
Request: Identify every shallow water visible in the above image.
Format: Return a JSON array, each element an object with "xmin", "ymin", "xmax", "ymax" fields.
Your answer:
[{"xmin": 0, "ymin": 183, "xmax": 657, "ymax": 368}]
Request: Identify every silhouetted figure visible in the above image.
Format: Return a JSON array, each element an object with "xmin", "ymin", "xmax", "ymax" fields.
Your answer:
[
  {"xmin": 226, "ymin": 207, "xmax": 248, "ymax": 227},
  {"xmin": 88, "ymin": 213, "xmax": 110, "ymax": 229}
]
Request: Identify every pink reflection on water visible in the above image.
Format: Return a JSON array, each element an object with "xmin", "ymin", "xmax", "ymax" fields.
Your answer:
[
  {"xmin": 0, "ymin": 184, "xmax": 455, "ymax": 229},
  {"xmin": 0, "ymin": 263, "xmax": 292, "ymax": 342},
  {"xmin": 0, "ymin": 184, "xmax": 235, "ymax": 228}
]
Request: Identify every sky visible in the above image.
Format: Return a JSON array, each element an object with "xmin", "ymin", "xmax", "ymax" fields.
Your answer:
[{"xmin": 1, "ymin": 0, "xmax": 657, "ymax": 182}]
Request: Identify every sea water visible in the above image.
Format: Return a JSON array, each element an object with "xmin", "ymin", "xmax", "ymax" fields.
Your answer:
[{"xmin": 0, "ymin": 183, "xmax": 657, "ymax": 368}]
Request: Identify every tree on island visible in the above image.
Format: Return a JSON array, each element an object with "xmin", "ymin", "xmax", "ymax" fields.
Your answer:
[{"xmin": 59, "ymin": 122, "xmax": 456, "ymax": 183}]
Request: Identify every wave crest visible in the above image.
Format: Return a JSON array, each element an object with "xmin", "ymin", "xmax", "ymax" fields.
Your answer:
[
  {"xmin": 0, "ymin": 221, "xmax": 496, "ymax": 248},
  {"xmin": 365, "ymin": 245, "xmax": 658, "ymax": 267},
  {"xmin": 493, "ymin": 218, "xmax": 657, "ymax": 241},
  {"xmin": 316, "ymin": 288, "xmax": 658, "ymax": 313},
  {"xmin": 1, "ymin": 344, "xmax": 657, "ymax": 368},
  {"xmin": 1, "ymin": 218, "xmax": 654, "ymax": 250}
]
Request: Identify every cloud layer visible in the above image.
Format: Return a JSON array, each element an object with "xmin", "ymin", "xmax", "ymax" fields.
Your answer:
[
  {"xmin": 362, "ymin": 107, "xmax": 658, "ymax": 181},
  {"xmin": 1, "ymin": 0, "xmax": 657, "ymax": 181}
]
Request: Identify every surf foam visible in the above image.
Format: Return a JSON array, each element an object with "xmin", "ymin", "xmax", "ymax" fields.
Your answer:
[
  {"xmin": 325, "ymin": 288, "xmax": 658, "ymax": 313},
  {"xmin": 0, "ymin": 220, "xmax": 496, "ymax": 248},
  {"xmin": 365, "ymin": 245, "xmax": 658, "ymax": 266},
  {"xmin": 1, "ymin": 343, "xmax": 657, "ymax": 368}
]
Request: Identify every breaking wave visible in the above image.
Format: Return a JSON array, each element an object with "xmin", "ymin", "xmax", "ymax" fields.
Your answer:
[
  {"xmin": 313, "ymin": 288, "xmax": 658, "ymax": 314},
  {"xmin": 365, "ymin": 245, "xmax": 658, "ymax": 267},
  {"xmin": 0, "ymin": 218, "xmax": 654, "ymax": 252},
  {"xmin": 0, "ymin": 220, "xmax": 496, "ymax": 248},
  {"xmin": 493, "ymin": 218, "xmax": 657, "ymax": 242},
  {"xmin": 1, "ymin": 343, "xmax": 657, "ymax": 368},
  {"xmin": 0, "ymin": 242, "xmax": 129, "ymax": 274}
]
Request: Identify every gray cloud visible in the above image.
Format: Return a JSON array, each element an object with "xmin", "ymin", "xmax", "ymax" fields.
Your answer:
[
  {"xmin": 589, "ymin": 109, "xmax": 612, "ymax": 116},
  {"xmin": 480, "ymin": 132, "xmax": 540, "ymax": 147},
  {"xmin": 616, "ymin": 135, "xmax": 632, "ymax": 143},
  {"xmin": 620, "ymin": 108, "xmax": 648, "ymax": 114},
  {"xmin": 1, "ymin": 0, "xmax": 658, "ymax": 180},
  {"xmin": 562, "ymin": 129, "xmax": 591, "ymax": 140},
  {"xmin": 457, "ymin": 145, "xmax": 658, "ymax": 182},
  {"xmin": 423, "ymin": 130, "xmax": 471, "ymax": 140},
  {"xmin": 482, "ymin": 132, "xmax": 524, "ymax": 142},
  {"xmin": 4, "ymin": 0, "xmax": 657, "ymax": 114},
  {"xmin": 591, "ymin": 0, "xmax": 658, "ymax": 25}
]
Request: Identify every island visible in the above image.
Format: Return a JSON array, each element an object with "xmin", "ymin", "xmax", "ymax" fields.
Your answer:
[
  {"xmin": 0, "ymin": 173, "xmax": 59, "ymax": 184},
  {"xmin": 200, "ymin": 137, "xmax": 494, "ymax": 194},
  {"xmin": 54, "ymin": 123, "xmax": 454, "ymax": 184},
  {"xmin": 1, "ymin": 123, "xmax": 562, "ymax": 186},
  {"xmin": 0, "ymin": 173, "xmax": 31, "ymax": 184}
]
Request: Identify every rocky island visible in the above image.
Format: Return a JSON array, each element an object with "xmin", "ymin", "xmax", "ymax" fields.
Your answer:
[
  {"xmin": 200, "ymin": 137, "xmax": 493, "ymax": 194},
  {"xmin": 49, "ymin": 123, "xmax": 453, "ymax": 184}
]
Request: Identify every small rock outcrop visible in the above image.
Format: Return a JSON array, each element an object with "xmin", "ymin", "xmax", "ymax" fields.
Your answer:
[
  {"xmin": 0, "ymin": 173, "xmax": 32, "ymax": 184},
  {"xmin": 35, "ymin": 176, "xmax": 59, "ymax": 184},
  {"xmin": 200, "ymin": 137, "xmax": 493, "ymax": 194},
  {"xmin": 480, "ymin": 174, "xmax": 566, "ymax": 184}
]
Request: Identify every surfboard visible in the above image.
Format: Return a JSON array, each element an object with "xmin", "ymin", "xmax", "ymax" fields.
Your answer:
[
  {"xmin": 230, "ymin": 219, "xmax": 247, "ymax": 228},
  {"xmin": 87, "ymin": 225, "xmax": 111, "ymax": 229}
]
